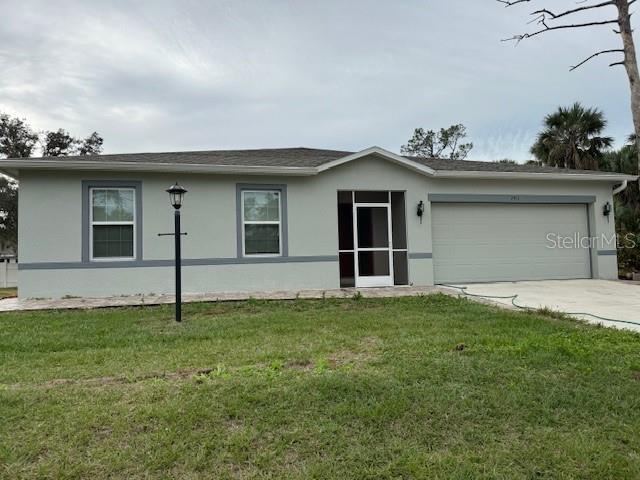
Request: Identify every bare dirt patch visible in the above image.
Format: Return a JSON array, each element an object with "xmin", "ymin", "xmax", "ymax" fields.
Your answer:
[
  {"xmin": 5, "ymin": 367, "xmax": 217, "ymax": 390},
  {"xmin": 5, "ymin": 336, "xmax": 383, "ymax": 390},
  {"xmin": 327, "ymin": 336, "xmax": 381, "ymax": 367}
]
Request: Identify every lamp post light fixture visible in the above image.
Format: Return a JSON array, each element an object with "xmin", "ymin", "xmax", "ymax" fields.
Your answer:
[
  {"xmin": 162, "ymin": 183, "xmax": 188, "ymax": 322},
  {"xmin": 168, "ymin": 182, "xmax": 188, "ymax": 209}
]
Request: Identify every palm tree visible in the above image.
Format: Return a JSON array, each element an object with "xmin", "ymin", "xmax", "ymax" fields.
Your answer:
[{"xmin": 531, "ymin": 103, "xmax": 613, "ymax": 170}]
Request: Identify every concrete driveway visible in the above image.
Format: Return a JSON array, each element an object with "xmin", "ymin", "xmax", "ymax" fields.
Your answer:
[{"xmin": 441, "ymin": 279, "xmax": 640, "ymax": 333}]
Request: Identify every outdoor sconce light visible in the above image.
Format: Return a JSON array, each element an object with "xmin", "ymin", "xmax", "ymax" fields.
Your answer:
[
  {"xmin": 603, "ymin": 201, "xmax": 612, "ymax": 222},
  {"xmin": 417, "ymin": 201, "xmax": 425, "ymax": 224},
  {"xmin": 159, "ymin": 183, "xmax": 188, "ymax": 322}
]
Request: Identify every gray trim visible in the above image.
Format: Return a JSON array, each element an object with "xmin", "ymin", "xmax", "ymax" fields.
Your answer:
[
  {"xmin": 236, "ymin": 183, "xmax": 288, "ymax": 258},
  {"xmin": 428, "ymin": 194, "xmax": 596, "ymax": 204},
  {"xmin": 19, "ymin": 255, "xmax": 338, "ymax": 271},
  {"xmin": 82, "ymin": 180, "xmax": 143, "ymax": 263},
  {"xmin": 408, "ymin": 252, "xmax": 433, "ymax": 259},
  {"xmin": 597, "ymin": 249, "xmax": 618, "ymax": 256},
  {"xmin": 585, "ymin": 204, "xmax": 594, "ymax": 278}
]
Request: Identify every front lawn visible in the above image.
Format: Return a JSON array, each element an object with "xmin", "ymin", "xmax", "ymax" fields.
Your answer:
[
  {"xmin": 0, "ymin": 287, "xmax": 16, "ymax": 299},
  {"xmin": 1, "ymin": 295, "xmax": 640, "ymax": 479}
]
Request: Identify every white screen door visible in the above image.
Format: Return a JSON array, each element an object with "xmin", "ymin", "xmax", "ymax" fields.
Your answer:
[{"xmin": 354, "ymin": 204, "xmax": 393, "ymax": 287}]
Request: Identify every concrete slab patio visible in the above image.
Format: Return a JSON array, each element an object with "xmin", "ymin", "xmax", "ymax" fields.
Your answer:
[
  {"xmin": 0, "ymin": 286, "xmax": 447, "ymax": 312},
  {"xmin": 441, "ymin": 279, "xmax": 640, "ymax": 333}
]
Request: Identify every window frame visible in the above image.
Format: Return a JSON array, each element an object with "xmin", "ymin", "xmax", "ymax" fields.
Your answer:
[
  {"xmin": 241, "ymin": 189, "xmax": 283, "ymax": 257},
  {"xmin": 89, "ymin": 187, "xmax": 137, "ymax": 261},
  {"xmin": 236, "ymin": 184, "xmax": 288, "ymax": 259},
  {"xmin": 82, "ymin": 180, "xmax": 142, "ymax": 264}
]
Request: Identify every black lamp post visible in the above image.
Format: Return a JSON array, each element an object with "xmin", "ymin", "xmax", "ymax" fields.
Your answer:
[{"xmin": 165, "ymin": 183, "xmax": 187, "ymax": 322}]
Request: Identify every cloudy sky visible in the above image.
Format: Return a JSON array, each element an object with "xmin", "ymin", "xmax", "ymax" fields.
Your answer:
[{"xmin": 0, "ymin": 0, "xmax": 633, "ymax": 161}]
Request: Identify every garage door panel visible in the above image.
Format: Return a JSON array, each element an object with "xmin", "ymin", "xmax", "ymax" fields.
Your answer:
[
  {"xmin": 432, "ymin": 223, "xmax": 587, "ymax": 241},
  {"xmin": 432, "ymin": 203, "xmax": 591, "ymax": 283},
  {"xmin": 440, "ymin": 243, "xmax": 590, "ymax": 259}
]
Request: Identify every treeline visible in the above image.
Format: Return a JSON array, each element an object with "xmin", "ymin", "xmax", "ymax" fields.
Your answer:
[
  {"xmin": 0, "ymin": 113, "xmax": 105, "ymax": 252},
  {"xmin": 0, "ymin": 113, "xmax": 103, "ymax": 159}
]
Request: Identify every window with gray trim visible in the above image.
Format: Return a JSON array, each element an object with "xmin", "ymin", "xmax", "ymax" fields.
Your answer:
[
  {"xmin": 236, "ymin": 184, "xmax": 288, "ymax": 258},
  {"xmin": 242, "ymin": 190, "xmax": 281, "ymax": 255},
  {"xmin": 90, "ymin": 188, "xmax": 135, "ymax": 259},
  {"xmin": 82, "ymin": 180, "xmax": 143, "ymax": 263}
]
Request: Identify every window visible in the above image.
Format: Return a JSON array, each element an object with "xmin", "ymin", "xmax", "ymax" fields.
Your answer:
[
  {"xmin": 90, "ymin": 188, "xmax": 135, "ymax": 260},
  {"xmin": 242, "ymin": 190, "xmax": 282, "ymax": 256}
]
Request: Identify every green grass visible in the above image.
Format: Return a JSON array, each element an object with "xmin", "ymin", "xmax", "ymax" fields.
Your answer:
[
  {"xmin": 1, "ymin": 294, "xmax": 640, "ymax": 479},
  {"xmin": 0, "ymin": 287, "xmax": 16, "ymax": 299}
]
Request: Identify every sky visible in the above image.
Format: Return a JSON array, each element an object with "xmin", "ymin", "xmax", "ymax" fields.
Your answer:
[{"xmin": 0, "ymin": 0, "xmax": 634, "ymax": 162}]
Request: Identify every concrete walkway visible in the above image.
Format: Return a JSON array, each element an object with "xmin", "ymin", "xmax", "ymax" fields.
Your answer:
[
  {"xmin": 0, "ymin": 286, "xmax": 447, "ymax": 312},
  {"xmin": 2, "ymin": 280, "xmax": 638, "ymax": 334},
  {"xmin": 443, "ymin": 279, "xmax": 640, "ymax": 333}
]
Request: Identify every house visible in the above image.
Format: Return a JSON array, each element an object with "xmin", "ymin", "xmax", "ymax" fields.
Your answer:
[{"xmin": 0, "ymin": 146, "xmax": 635, "ymax": 299}]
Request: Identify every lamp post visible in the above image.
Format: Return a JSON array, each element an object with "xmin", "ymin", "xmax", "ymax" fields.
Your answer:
[{"xmin": 165, "ymin": 183, "xmax": 187, "ymax": 322}]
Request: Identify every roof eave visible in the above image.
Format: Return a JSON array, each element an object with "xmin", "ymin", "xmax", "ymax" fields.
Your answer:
[
  {"xmin": 1, "ymin": 156, "xmax": 636, "ymax": 182},
  {"xmin": 0, "ymin": 160, "xmax": 319, "ymax": 177},
  {"xmin": 434, "ymin": 170, "xmax": 639, "ymax": 182}
]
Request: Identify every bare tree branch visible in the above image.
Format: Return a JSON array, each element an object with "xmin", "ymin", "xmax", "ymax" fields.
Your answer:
[
  {"xmin": 498, "ymin": 0, "xmax": 640, "ymax": 174},
  {"xmin": 532, "ymin": 1, "xmax": 615, "ymax": 20},
  {"xmin": 502, "ymin": 18, "xmax": 619, "ymax": 42},
  {"xmin": 497, "ymin": 0, "xmax": 532, "ymax": 6},
  {"xmin": 569, "ymin": 48, "xmax": 624, "ymax": 70}
]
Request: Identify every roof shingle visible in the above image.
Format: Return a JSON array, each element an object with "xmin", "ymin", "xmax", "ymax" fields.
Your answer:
[
  {"xmin": 2, "ymin": 147, "xmax": 626, "ymax": 177},
  {"xmin": 28, "ymin": 147, "xmax": 352, "ymax": 168}
]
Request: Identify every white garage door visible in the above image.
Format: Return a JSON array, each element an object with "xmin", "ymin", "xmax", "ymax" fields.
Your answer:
[{"xmin": 432, "ymin": 203, "xmax": 591, "ymax": 283}]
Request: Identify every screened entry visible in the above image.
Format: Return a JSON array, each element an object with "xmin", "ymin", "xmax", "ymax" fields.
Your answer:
[{"xmin": 337, "ymin": 191, "xmax": 408, "ymax": 288}]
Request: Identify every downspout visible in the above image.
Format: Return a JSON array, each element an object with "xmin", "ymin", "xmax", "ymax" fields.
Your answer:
[{"xmin": 613, "ymin": 180, "xmax": 628, "ymax": 195}]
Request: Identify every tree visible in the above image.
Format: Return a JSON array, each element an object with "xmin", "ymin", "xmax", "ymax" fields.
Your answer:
[
  {"xmin": 0, "ymin": 113, "xmax": 105, "ymax": 251},
  {"xmin": 499, "ymin": 0, "xmax": 640, "ymax": 173},
  {"xmin": 42, "ymin": 129, "xmax": 77, "ymax": 157},
  {"xmin": 0, "ymin": 113, "xmax": 37, "ymax": 253},
  {"xmin": 401, "ymin": 124, "xmax": 473, "ymax": 160},
  {"xmin": 0, "ymin": 114, "xmax": 38, "ymax": 158},
  {"xmin": 603, "ymin": 137, "xmax": 640, "ymax": 215},
  {"xmin": 0, "ymin": 177, "xmax": 18, "ymax": 251},
  {"xmin": 78, "ymin": 132, "xmax": 103, "ymax": 155},
  {"xmin": 530, "ymin": 103, "xmax": 613, "ymax": 170},
  {"xmin": 495, "ymin": 158, "xmax": 517, "ymax": 164},
  {"xmin": 602, "ymin": 140, "xmax": 640, "ymax": 273}
]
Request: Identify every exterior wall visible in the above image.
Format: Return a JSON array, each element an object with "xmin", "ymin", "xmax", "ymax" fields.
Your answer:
[{"xmin": 17, "ymin": 157, "xmax": 620, "ymax": 298}]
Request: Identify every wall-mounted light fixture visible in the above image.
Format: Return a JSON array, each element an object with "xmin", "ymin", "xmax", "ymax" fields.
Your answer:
[
  {"xmin": 417, "ymin": 201, "xmax": 424, "ymax": 224},
  {"xmin": 603, "ymin": 201, "xmax": 612, "ymax": 222}
]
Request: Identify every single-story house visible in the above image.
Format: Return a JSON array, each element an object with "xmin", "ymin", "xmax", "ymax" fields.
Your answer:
[{"xmin": 0, "ymin": 146, "xmax": 636, "ymax": 299}]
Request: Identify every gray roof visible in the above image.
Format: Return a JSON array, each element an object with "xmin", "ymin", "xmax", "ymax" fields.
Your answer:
[
  {"xmin": 411, "ymin": 156, "xmax": 613, "ymax": 176},
  {"xmin": 28, "ymin": 147, "xmax": 353, "ymax": 168},
  {"xmin": 3, "ymin": 147, "xmax": 626, "ymax": 176}
]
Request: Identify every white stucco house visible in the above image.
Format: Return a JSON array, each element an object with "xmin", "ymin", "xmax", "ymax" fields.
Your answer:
[{"xmin": 0, "ymin": 146, "xmax": 635, "ymax": 299}]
